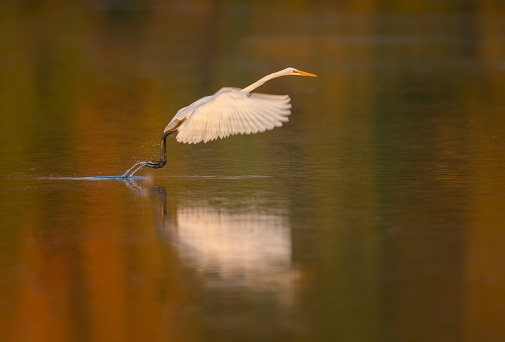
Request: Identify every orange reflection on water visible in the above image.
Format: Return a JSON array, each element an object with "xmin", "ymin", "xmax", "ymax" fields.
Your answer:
[{"xmin": 2, "ymin": 1, "xmax": 505, "ymax": 341}]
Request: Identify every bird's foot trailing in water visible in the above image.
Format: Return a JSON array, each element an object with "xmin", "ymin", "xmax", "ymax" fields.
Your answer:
[
  {"xmin": 118, "ymin": 159, "xmax": 165, "ymax": 179},
  {"xmin": 145, "ymin": 160, "xmax": 166, "ymax": 169},
  {"xmin": 120, "ymin": 145, "xmax": 167, "ymax": 178},
  {"xmin": 144, "ymin": 133, "xmax": 169, "ymax": 169}
]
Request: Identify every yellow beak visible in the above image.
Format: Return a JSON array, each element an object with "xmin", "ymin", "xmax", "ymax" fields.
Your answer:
[{"xmin": 295, "ymin": 69, "xmax": 317, "ymax": 77}]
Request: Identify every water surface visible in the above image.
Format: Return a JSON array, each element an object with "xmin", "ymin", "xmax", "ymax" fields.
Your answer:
[{"xmin": 1, "ymin": 3, "xmax": 505, "ymax": 342}]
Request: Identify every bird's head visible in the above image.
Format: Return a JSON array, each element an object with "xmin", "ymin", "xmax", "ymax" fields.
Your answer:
[{"xmin": 284, "ymin": 67, "xmax": 317, "ymax": 77}]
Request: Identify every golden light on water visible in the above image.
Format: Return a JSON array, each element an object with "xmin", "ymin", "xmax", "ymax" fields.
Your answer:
[{"xmin": 1, "ymin": 1, "xmax": 505, "ymax": 341}]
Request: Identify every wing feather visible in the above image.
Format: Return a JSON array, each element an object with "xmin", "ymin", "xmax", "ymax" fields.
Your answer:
[
  {"xmin": 253, "ymin": 108, "xmax": 273, "ymax": 131},
  {"xmin": 175, "ymin": 89, "xmax": 292, "ymax": 144}
]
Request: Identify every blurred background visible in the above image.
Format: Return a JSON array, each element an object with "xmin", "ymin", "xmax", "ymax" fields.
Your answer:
[{"xmin": 1, "ymin": 1, "xmax": 505, "ymax": 341}]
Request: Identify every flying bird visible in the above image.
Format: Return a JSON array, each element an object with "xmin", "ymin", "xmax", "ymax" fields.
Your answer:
[{"xmin": 145, "ymin": 67, "xmax": 317, "ymax": 169}]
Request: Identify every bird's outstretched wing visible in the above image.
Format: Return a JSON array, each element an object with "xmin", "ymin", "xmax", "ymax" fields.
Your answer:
[{"xmin": 174, "ymin": 88, "xmax": 292, "ymax": 144}]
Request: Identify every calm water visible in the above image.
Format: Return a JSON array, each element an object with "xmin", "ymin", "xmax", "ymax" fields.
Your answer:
[{"xmin": 1, "ymin": 2, "xmax": 505, "ymax": 341}]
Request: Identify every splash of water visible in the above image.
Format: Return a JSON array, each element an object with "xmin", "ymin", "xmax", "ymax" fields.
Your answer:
[
  {"xmin": 31, "ymin": 161, "xmax": 149, "ymax": 181},
  {"xmin": 120, "ymin": 161, "xmax": 149, "ymax": 178},
  {"xmin": 34, "ymin": 175, "xmax": 145, "ymax": 180}
]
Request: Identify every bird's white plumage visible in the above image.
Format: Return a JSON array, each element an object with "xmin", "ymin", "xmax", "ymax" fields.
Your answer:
[
  {"xmin": 165, "ymin": 87, "xmax": 292, "ymax": 144},
  {"xmin": 160, "ymin": 68, "xmax": 316, "ymax": 147}
]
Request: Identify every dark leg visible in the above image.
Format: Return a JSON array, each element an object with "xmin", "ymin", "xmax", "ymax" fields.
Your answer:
[{"xmin": 146, "ymin": 132, "xmax": 171, "ymax": 169}]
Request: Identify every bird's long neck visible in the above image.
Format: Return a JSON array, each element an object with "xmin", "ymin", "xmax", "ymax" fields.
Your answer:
[{"xmin": 240, "ymin": 70, "xmax": 286, "ymax": 93}]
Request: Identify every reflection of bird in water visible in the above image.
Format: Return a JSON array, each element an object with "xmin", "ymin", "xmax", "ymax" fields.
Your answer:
[
  {"xmin": 145, "ymin": 67, "xmax": 316, "ymax": 169},
  {"xmin": 149, "ymin": 187, "xmax": 295, "ymax": 308}
]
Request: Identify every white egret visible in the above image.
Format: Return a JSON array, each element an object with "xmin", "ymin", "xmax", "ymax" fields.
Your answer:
[{"xmin": 145, "ymin": 67, "xmax": 317, "ymax": 169}]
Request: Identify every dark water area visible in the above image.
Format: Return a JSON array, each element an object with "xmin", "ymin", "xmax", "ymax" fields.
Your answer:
[{"xmin": 1, "ymin": 2, "xmax": 505, "ymax": 341}]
